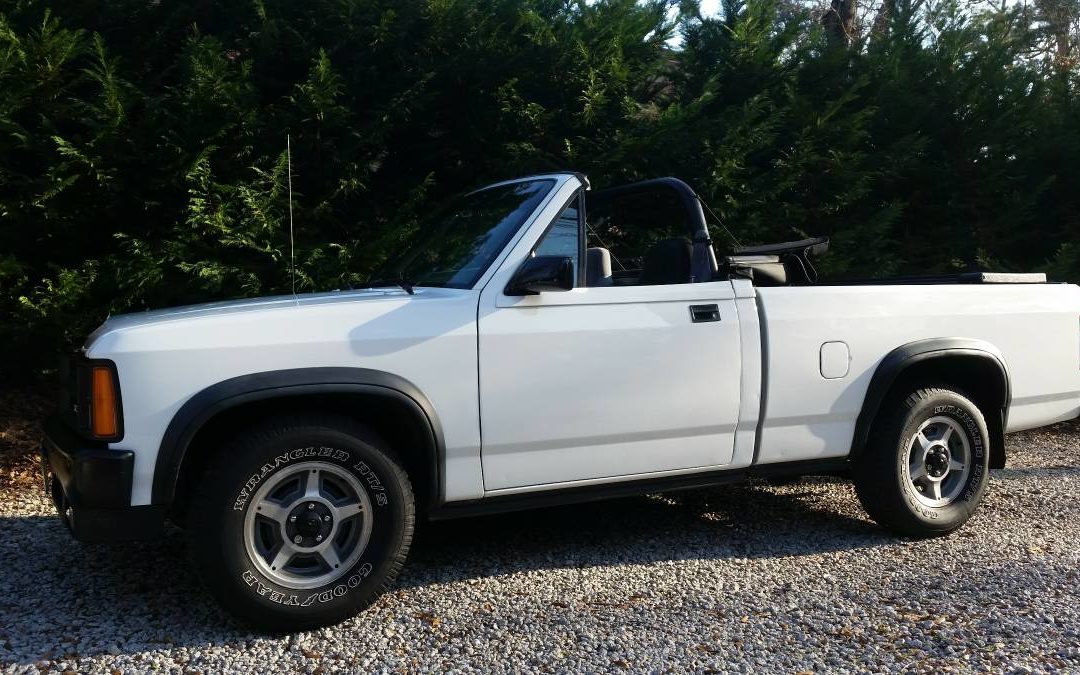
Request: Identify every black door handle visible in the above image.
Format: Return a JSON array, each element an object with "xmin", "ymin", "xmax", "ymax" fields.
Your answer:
[{"xmin": 689, "ymin": 304, "xmax": 721, "ymax": 323}]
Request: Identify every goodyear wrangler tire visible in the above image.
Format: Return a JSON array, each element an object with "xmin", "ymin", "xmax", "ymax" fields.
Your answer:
[
  {"xmin": 186, "ymin": 414, "xmax": 414, "ymax": 631},
  {"xmin": 853, "ymin": 387, "xmax": 990, "ymax": 538}
]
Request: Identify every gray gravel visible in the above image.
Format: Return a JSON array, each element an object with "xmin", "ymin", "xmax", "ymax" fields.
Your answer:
[{"xmin": 2, "ymin": 422, "xmax": 1078, "ymax": 674}]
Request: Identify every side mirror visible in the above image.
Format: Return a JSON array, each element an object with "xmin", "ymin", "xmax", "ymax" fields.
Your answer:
[{"xmin": 505, "ymin": 255, "xmax": 574, "ymax": 295}]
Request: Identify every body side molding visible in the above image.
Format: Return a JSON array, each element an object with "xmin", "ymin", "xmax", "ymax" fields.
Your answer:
[
  {"xmin": 850, "ymin": 338, "xmax": 1011, "ymax": 465},
  {"xmin": 152, "ymin": 368, "xmax": 445, "ymax": 506}
]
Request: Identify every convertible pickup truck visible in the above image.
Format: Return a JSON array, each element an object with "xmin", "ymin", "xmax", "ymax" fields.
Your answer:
[{"xmin": 42, "ymin": 172, "xmax": 1080, "ymax": 630}]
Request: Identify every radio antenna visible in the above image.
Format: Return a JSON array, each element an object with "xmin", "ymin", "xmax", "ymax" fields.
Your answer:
[{"xmin": 286, "ymin": 134, "xmax": 296, "ymax": 296}]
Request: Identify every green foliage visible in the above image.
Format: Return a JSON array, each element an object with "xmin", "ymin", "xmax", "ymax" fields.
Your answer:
[{"xmin": 0, "ymin": 0, "xmax": 1077, "ymax": 380}]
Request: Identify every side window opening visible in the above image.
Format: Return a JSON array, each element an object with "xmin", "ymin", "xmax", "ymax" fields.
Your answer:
[{"xmin": 585, "ymin": 187, "xmax": 695, "ymax": 286}]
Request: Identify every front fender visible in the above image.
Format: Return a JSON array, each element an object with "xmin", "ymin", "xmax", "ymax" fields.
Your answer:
[{"xmin": 152, "ymin": 368, "xmax": 445, "ymax": 506}]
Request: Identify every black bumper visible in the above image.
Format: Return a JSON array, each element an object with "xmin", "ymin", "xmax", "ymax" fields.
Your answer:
[{"xmin": 41, "ymin": 416, "xmax": 166, "ymax": 542}]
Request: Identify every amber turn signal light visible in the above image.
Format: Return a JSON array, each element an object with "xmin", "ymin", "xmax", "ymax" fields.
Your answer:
[{"xmin": 90, "ymin": 366, "xmax": 119, "ymax": 438}]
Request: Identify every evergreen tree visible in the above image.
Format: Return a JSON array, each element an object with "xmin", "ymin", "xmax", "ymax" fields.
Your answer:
[{"xmin": 0, "ymin": 0, "xmax": 1076, "ymax": 380}]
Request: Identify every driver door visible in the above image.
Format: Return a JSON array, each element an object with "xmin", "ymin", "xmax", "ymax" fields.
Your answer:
[{"xmin": 477, "ymin": 188, "xmax": 743, "ymax": 492}]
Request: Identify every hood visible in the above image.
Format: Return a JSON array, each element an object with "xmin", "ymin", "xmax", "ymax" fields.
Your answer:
[{"xmin": 84, "ymin": 287, "xmax": 437, "ymax": 349}]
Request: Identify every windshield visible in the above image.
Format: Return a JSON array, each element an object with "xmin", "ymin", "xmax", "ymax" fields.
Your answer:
[{"xmin": 383, "ymin": 179, "xmax": 556, "ymax": 289}]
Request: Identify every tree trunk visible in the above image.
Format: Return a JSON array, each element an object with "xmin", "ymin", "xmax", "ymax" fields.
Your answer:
[
  {"xmin": 1036, "ymin": 0, "xmax": 1078, "ymax": 68},
  {"xmin": 823, "ymin": 0, "xmax": 859, "ymax": 47}
]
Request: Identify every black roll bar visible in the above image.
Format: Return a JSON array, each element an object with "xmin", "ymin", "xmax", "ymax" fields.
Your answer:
[{"xmin": 588, "ymin": 176, "xmax": 717, "ymax": 281}]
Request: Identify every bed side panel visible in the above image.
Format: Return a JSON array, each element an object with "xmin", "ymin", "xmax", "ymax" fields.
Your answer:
[{"xmin": 755, "ymin": 283, "xmax": 1080, "ymax": 464}]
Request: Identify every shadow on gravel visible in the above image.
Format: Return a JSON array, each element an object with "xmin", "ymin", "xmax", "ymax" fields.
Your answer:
[
  {"xmin": 401, "ymin": 479, "xmax": 895, "ymax": 590},
  {"xmin": 9, "ymin": 467, "xmax": 1059, "ymax": 661},
  {"xmin": 0, "ymin": 478, "xmax": 894, "ymax": 660}
]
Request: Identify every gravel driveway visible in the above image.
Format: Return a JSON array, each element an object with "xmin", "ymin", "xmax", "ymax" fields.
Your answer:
[{"xmin": 2, "ymin": 422, "xmax": 1078, "ymax": 673}]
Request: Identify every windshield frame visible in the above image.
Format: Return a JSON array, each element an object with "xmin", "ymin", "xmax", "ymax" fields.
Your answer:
[{"xmin": 378, "ymin": 175, "xmax": 571, "ymax": 291}]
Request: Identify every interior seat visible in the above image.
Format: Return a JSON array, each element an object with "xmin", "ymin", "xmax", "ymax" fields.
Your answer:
[
  {"xmin": 586, "ymin": 247, "xmax": 614, "ymax": 287},
  {"xmin": 638, "ymin": 237, "xmax": 693, "ymax": 285}
]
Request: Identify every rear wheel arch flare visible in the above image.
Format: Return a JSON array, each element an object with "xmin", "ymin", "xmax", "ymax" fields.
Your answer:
[
  {"xmin": 852, "ymin": 338, "xmax": 1011, "ymax": 468},
  {"xmin": 155, "ymin": 368, "xmax": 445, "ymax": 513}
]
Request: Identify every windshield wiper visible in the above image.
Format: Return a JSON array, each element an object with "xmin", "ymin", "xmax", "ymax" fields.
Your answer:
[{"xmin": 363, "ymin": 276, "xmax": 415, "ymax": 295}]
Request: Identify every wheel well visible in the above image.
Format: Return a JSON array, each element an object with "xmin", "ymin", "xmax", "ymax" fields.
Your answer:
[
  {"xmin": 170, "ymin": 393, "xmax": 438, "ymax": 523},
  {"xmin": 860, "ymin": 353, "xmax": 1009, "ymax": 469}
]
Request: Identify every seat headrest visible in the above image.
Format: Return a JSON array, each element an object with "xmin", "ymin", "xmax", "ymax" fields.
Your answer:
[{"xmin": 586, "ymin": 247, "xmax": 613, "ymax": 286}]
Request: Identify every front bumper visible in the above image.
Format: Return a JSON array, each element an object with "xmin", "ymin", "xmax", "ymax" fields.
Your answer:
[{"xmin": 41, "ymin": 416, "xmax": 166, "ymax": 542}]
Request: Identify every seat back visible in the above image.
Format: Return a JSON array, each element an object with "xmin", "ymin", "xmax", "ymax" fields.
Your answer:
[{"xmin": 638, "ymin": 237, "xmax": 692, "ymax": 285}]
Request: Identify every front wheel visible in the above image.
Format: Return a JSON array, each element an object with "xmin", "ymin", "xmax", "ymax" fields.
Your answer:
[
  {"xmin": 186, "ymin": 414, "xmax": 415, "ymax": 631},
  {"xmin": 853, "ymin": 387, "xmax": 990, "ymax": 537}
]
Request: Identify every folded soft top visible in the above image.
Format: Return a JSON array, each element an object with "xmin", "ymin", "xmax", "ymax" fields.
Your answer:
[{"xmin": 733, "ymin": 236, "xmax": 829, "ymax": 259}]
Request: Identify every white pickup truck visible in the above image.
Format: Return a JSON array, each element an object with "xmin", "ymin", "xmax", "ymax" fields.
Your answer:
[{"xmin": 42, "ymin": 172, "xmax": 1080, "ymax": 630}]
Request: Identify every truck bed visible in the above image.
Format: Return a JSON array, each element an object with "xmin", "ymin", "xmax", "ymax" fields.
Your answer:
[{"xmin": 749, "ymin": 280, "xmax": 1080, "ymax": 466}]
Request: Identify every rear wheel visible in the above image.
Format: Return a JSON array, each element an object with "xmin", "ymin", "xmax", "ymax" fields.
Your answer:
[
  {"xmin": 853, "ymin": 387, "xmax": 990, "ymax": 537},
  {"xmin": 186, "ymin": 414, "xmax": 414, "ymax": 631}
]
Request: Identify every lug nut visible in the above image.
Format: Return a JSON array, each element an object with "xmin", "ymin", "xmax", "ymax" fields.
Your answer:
[
  {"xmin": 289, "ymin": 515, "xmax": 297, "ymax": 522},
  {"xmin": 293, "ymin": 535, "xmax": 303, "ymax": 544},
  {"xmin": 308, "ymin": 503, "xmax": 315, "ymax": 510},
  {"xmin": 315, "ymin": 535, "xmax": 323, "ymax": 542},
  {"xmin": 323, "ymin": 515, "xmax": 331, "ymax": 522}
]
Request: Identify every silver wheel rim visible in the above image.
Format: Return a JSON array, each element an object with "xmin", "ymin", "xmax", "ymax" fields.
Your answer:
[
  {"xmin": 903, "ymin": 416, "xmax": 972, "ymax": 508},
  {"xmin": 243, "ymin": 460, "xmax": 373, "ymax": 589}
]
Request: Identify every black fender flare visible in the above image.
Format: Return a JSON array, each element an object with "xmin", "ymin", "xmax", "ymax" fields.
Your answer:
[
  {"xmin": 152, "ymin": 368, "xmax": 445, "ymax": 506},
  {"xmin": 850, "ymin": 338, "xmax": 1011, "ymax": 464}
]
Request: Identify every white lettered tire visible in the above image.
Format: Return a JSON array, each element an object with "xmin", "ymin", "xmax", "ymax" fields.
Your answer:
[
  {"xmin": 853, "ymin": 387, "xmax": 990, "ymax": 537},
  {"xmin": 186, "ymin": 414, "xmax": 414, "ymax": 631}
]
